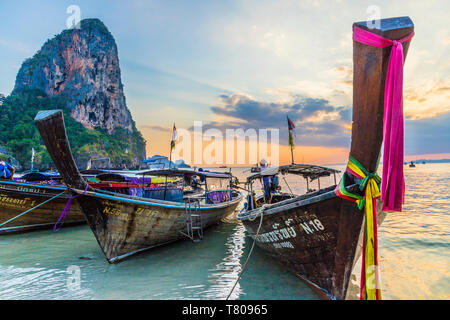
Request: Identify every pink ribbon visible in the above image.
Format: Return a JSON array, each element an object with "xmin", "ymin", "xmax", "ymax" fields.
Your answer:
[{"xmin": 353, "ymin": 26, "xmax": 414, "ymax": 212}]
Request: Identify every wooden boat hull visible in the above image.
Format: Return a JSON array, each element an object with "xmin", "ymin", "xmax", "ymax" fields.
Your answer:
[
  {"xmin": 238, "ymin": 16, "xmax": 414, "ymax": 300},
  {"xmin": 74, "ymin": 190, "xmax": 242, "ymax": 262},
  {"xmin": 238, "ymin": 186, "xmax": 382, "ymax": 300},
  {"xmin": 34, "ymin": 109, "xmax": 243, "ymax": 263},
  {"xmin": 0, "ymin": 180, "xmax": 85, "ymax": 234}
]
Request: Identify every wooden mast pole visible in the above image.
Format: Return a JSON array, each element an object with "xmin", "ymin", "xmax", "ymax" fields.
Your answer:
[
  {"xmin": 290, "ymin": 145, "xmax": 294, "ymax": 165},
  {"xmin": 164, "ymin": 123, "xmax": 175, "ymax": 200}
]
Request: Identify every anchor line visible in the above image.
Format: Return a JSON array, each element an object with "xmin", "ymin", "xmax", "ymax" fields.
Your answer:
[
  {"xmin": 226, "ymin": 210, "xmax": 264, "ymax": 300},
  {"xmin": 0, "ymin": 189, "xmax": 69, "ymax": 228}
]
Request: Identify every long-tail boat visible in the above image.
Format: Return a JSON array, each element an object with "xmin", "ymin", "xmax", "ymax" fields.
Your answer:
[
  {"xmin": 237, "ymin": 16, "xmax": 414, "ymax": 300},
  {"xmin": 34, "ymin": 110, "xmax": 243, "ymax": 263},
  {"xmin": 0, "ymin": 171, "xmax": 159, "ymax": 234},
  {"xmin": 0, "ymin": 173, "xmax": 85, "ymax": 234}
]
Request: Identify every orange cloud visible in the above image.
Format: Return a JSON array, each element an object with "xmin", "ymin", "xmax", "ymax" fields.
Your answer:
[
  {"xmin": 404, "ymin": 80, "xmax": 450, "ymax": 120},
  {"xmin": 138, "ymin": 123, "xmax": 351, "ymax": 166}
]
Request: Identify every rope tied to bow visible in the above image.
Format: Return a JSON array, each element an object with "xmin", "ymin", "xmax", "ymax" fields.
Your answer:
[
  {"xmin": 53, "ymin": 185, "xmax": 89, "ymax": 231},
  {"xmin": 0, "ymin": 189, "xmax": 68, "ymax": 228}
]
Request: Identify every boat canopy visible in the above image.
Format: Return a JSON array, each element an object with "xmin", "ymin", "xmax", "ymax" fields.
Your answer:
[
  {"xmin": 142, "ymin": 156, "xmax": 167, "ymax": 163},
  {"xmin": 246, "ymin": 164, "xmax": 340, "ymax": 183},
  {"xmin": 80, "ymin": 169, "xmax": 150, "ymax": 175},
  {"xmin": 95, "ymin": 173, "xmax": 128, "ymax": 182},
  {"xmin": 21, "ymin": 172, "xmax": 62, "ymax": 181},
  {"xmin": 141, "ymin": 168, "xmax": 232, "ymax": 179},
  {"xmin": 80, "ymin": 169, "xmax": 109, "ymax": 175}
]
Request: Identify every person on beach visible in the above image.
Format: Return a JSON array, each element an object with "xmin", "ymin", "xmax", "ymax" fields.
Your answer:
[
  {"xmin": 0, "ymin": 155, "xmax": 15, "ymax": 180},
  {"xmin": 260, "ymin": 159, "xmax": 271, "ymax": 203}
]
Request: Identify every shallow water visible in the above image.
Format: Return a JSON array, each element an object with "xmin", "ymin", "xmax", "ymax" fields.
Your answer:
[{"xmin": 0, "ymin": 163, "xmax": 448, "ymax": 299}]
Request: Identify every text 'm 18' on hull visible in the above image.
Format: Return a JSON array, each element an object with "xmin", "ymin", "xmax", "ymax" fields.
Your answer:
[
  {"xmin": 0, "ymin": 179, "xmax": 84, "ymax": 234},
  {"xmin": 237, "ymin": 182, "xmax": 382, "ymax": 300},
  {"xmin": 34, "ymin": 109, "xmax": 243, "ymax": 263}
]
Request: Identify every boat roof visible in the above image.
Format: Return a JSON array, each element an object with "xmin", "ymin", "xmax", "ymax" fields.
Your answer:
[
  {"xmin": 80, "ymin": 169, "xmax": 149, "ymax": 176},
  {"xmin": 141, "ymin": 168, "xmax": 232, "ymax": 179},
  {"xmin": 246, "ymin": 164, "xmax": 340, "ymax": 182},
  {"xmin": 142, "ymin": 156, "xmax": 167, "ymax": 163},
  {"xmin": 80, "ymin": 169, "xmax": 109, "ymax": 175},
  {"xmin": 21, "ymin": 172, "xmax": 62, "ymax": 181}
]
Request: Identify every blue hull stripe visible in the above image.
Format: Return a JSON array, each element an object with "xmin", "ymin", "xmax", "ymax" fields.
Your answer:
[
  {"xmin": 0, "ymin": 180, "xmax": 66, "ymax": 191},
  {"xmin": 85, "ymin": 190, "xmax": 241, "ymax": 210}
]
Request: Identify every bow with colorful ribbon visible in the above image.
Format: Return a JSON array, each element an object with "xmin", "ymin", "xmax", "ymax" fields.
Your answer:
[
  {"xmin": 353, "ymin": 25, "xmax": 414, "ymax": 212},
  {"xmin": 335, "ymin": 156, "xmax": 382, "ymax": 300},
  {"xmin": 335, "ymin": 25, "xmax": 414, "ymax": 300}
]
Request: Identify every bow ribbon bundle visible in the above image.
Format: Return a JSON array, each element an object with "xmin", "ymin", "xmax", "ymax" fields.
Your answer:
[
  {"xmin": 335, "ymin": 156, "xmax": 382, "ymax": 300},
  {"xmin": 335, "ymin": 25, "xmax": 414, "ymax": 300}
]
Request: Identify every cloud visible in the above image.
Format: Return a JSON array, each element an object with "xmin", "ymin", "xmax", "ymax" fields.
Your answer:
[
  {"xmin": 139, "ymin": 124, "xmax": 171, "ymax": 132},
  {"xmin": 404, "ymin": 80, "xmax": 450, "ymax": 120},
  {"xmin": 405, "ymin": 113, "xmax": 450, "ymax": 155},
  {"xmin": 202, "ymin": 93, "xmax": 352, "ymax": 148}
]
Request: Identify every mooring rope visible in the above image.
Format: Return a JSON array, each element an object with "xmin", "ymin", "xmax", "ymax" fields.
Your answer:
[
  {"xmin": 282, "ymin": 176, "xmax": 295, "ymax": 198},
  {"xmin": 226, "ymin": 210, "xmax": 264, "ymax": 300},
  {"xmin": 0, "ymin": 189, "xmax": 68, "ymax": 228}
]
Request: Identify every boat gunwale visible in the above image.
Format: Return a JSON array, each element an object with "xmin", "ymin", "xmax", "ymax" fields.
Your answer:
[
  {"xmin": 0, "ymin": 178, "xmax": 243, "ymax": 210},
  {"xmin": 70, "ymin": 187, "xmax": 244, "ymax": 210},
  {"xmin": 236, "ymin": 183, "xmax": 359, "ymax": 220},
  {"xmin": 0, "ymin": 179, "xmax": 68, "ymax": 191}
]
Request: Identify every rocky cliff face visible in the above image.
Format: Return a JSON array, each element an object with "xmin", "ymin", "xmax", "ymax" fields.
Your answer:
[{"xmin": 13, "ymin": 19, "xmax": 134, "ymax": 134}]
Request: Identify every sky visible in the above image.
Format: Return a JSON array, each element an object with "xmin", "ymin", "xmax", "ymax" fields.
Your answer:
[{"xmin": 0, "ymin": 0, "xmax": 449, "ymax": 165}]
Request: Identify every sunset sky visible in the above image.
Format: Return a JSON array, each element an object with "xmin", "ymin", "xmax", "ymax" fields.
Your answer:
[{"xmin": 0, "ymin": 0, "xmax": 449, "ymax": 165}]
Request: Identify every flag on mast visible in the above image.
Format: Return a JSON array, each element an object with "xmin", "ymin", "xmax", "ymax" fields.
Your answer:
[
  {"xmin": 31, "ymin": 147, "xmax": 35, "ymax": 172},
  {"xmin": 287, "ymin": 116, "xmax": 296, "ymax": 164},
  {"xmin": 86, "ymin": 158, "xmax": 92, "ymax": 170},
  {"xmin": 170, "ymin": 124, "xmax": 177, "ymax": 151},
  {"xmin": 287, "ymin": 116, "xmax": 296, "ymax": 148}
]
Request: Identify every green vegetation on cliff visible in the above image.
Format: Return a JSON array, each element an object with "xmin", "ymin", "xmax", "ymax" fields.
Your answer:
[{"xmin": 0, "ymin": 89, "xmax": 146, "ymax": 170}]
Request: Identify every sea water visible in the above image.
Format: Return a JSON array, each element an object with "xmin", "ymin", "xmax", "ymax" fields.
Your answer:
[{"xmin": 0, "ymin": 164, "xmax": 448, "ymax": 300}]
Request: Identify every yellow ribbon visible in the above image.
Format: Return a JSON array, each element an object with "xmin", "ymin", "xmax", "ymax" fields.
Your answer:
[{"xmin": 336, "ymin": 156, "xmax": 382, "ymax": 300}]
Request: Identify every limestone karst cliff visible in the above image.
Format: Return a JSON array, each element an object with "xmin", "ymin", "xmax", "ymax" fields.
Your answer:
[
  {"xmin": 1, "ymin": 19, "xmax": 146, "ymax": 169},
  {"xmin": 13, "ymin": 19, "xmax": 134, "ymax": 134}
]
